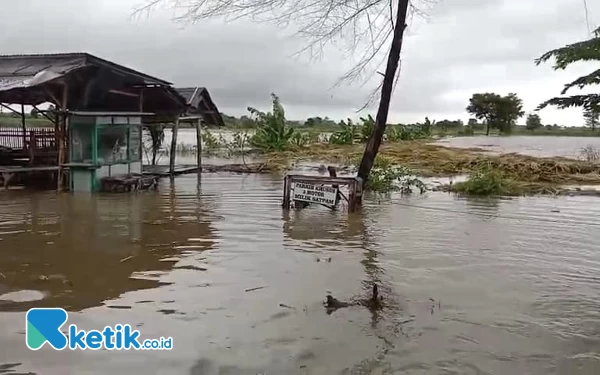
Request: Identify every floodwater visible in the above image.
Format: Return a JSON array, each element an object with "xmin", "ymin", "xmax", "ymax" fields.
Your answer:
[
  {"xmin": 169, "ymin": 130, "xmax": 600, "ymax": 160},
  {"xmin": 435, "ymin": 135, "xmax": 600, "ymax": 159},
  {"xmin": 1, "ymin": 168, "xmax": 600, "ymax": 374}
]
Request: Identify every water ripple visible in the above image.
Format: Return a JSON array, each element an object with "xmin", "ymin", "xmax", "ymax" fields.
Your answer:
[{"xmin": 0, "ymin": 173, "xmax": 599, "ymax": 374}]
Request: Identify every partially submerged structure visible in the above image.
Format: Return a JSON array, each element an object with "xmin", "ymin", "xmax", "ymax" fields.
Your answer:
[{"xmin": 0, "ymin": 53, "xmax": 223, "ymax": 191}]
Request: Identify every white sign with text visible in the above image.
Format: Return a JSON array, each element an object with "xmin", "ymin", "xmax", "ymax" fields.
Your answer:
[{"xmin": 293, "ymin": 182, "xmax": 338, "ymax": 206}]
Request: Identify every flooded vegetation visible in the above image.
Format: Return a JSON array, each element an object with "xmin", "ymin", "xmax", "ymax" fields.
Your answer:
[{"xmin": 2, "ymin": 171, "xmax": 600, "ymax": 373}]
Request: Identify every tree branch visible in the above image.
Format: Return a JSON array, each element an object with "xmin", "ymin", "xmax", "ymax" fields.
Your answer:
[
  {"xmin": 535, "ymin": 31, "xmax": 600, "ymax": 70},
  {"xmin": 537, "ymin": 94, "xmax": 600, "ymax": 111},
  {"xmin": 561, "ymin": 68, "xmax": 600, "ymax": 94}
]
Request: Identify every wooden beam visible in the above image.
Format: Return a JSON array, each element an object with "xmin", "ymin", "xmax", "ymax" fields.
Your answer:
[
  {"xmin": 284, "ymin": 174, "xmax": 359, "ymax": 185},
  {"xmin": 108, "ymin": 89, "xmax": 140, "ymax": 98},
  {"xmin": 32, "ymin": 104, "xmax": 57, "ymax": 125},
  {"xmin": 0, "ymin": 103, "xmax": 21, "ymax": 116},
  {"xmin": 169, "ymin": 117, "xmax": 180, "ymax": 176},
  {"xmin": 44, "ymin": 86, "xmax": 61, "ymax": 106}
]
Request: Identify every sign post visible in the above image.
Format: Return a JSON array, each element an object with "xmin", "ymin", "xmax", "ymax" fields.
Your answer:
[
  {"xmin": 293, "ymin": 182, "xmax": 338, "ymax": 207},
  {"xmin": 282, "ymin": 172, "xmax": 362, "ymax": 213}
]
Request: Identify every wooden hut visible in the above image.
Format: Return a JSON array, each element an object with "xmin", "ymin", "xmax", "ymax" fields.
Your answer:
[{"xmin": 0, "ymin": 53, "xmax": 222, "ymax": 191}]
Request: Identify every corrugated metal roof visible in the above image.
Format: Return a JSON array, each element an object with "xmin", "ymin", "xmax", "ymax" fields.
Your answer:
[
  {"xmin": 175, "ymin": 87, "xmax": 224, "ymax": 127},
  {"xmin": 175, "ymin": 87, "xmax": 200, "ymax": 105},
  {"xmin": 0, "ymin": 54, "xmax": 86, "ymax": 92},
  {"xmin": 0, "ymin": 52, "xmax": 171, "ymax": 94}
]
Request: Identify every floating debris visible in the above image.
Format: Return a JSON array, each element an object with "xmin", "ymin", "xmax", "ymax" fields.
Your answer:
[
  {"xmin": 174, "ymin": 265, "xmax": 207, "ymax": 271},
  {"xmin": 119, "ymin": 255, "xmax": 134, "ymax": 263},
  {"xmin": 245, "ymin": 286, "xmax": 267, "ymax": 293}
]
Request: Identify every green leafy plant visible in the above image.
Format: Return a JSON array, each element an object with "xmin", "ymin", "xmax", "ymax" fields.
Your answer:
[
  {"xmin": 248, "ymin": 94, "xmax": 295, "ymax": 151},
  {"xmin": 359, "ymin": 114, "xmax": 375, "ymax": 142},
  {"xmin": 420, "ymin": 117, "xmax": 434, "ymax": 137},
  {"xmin": 385, "ymin": 122, "xmax": 430, "ymax": 141},
  {"xmin": 220, "ymin": 130, "xmax": 251, "ymax": 164},
  {"xmin": 457, "ymin": 125, "xmax": 475, "ymax": 136},
  {"xmin": 385, "ymin": 126, "xmax": 403, "ymax": 142},
  {"xmin": 329, "ymin": 119, "xmax": 359, "ymax": 145},
  {"xmin": 202, "ymin": 129, "xmax": 222, "ymax": 151},
  {"xmin": 452, "ymin": 164, "xmax": 511, "ymax": 196},
  {"xmin": 289, "ymin": 130, "xmax": 311, "ymax": 147},
  {"xmin": 360, "ymin": 156, "xmax": 426, "ymax": 193}
]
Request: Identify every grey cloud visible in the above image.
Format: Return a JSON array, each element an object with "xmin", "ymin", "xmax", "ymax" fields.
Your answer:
[{"xmin": 0, "ymin": 0, "xmax": 598, "ymax": 124}]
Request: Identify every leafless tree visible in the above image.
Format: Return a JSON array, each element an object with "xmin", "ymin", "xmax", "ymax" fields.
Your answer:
[{"xmin": 134, "ymin": 0, "xmax": 435, "ymax": 186}]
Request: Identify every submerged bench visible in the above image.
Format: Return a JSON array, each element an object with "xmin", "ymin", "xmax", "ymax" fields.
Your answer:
[{"xmin": 100, "ymin": 174, "xmax": 159, "ymax": 193}]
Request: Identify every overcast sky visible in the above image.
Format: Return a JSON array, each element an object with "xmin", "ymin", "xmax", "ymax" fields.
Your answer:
[{"xmin": 1, "ymin": 0, "xmax": 598, "ymax": 125}]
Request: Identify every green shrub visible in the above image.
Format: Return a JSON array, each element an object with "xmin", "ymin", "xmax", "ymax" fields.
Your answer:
[
  {"xmin": 202, "ymin": 129, "xmax": 222, "ymax": 150},
  {"xmin": 220, "ymin": 130, "xmax": 251, "ymax": 164},
  {"xmin": 457, "ymin": 125, "xmax": 475, "ymax": 136},
  {"xmin": 580, "ymin": 145, "xmax": 600, "ymax": 162},
  {"xmin": 329, "ymin": 119, "xmax": 358, "ymax": 145},
  {"xmin": 361, "ymin": 156, "xmax": 426, "ymax": 193},
  {"xmin": 289, "ymin": 131, "xmax": 310, "ymax": 147},
  {"xmin": 452, "ymin": 165, "xmax": 511, "ymax": 195},
  {"xmin": 386, "ymin": 124, "xmax": 429, "ymax": 141},
  {"xmin": 359, "ymin": 115, "xmax": 375, "ymax": 142}
]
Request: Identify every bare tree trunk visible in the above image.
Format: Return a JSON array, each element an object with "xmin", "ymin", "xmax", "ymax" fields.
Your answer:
[{"xmin": 357, "ymin": 0, "xmax": 410, "ymax": 187}]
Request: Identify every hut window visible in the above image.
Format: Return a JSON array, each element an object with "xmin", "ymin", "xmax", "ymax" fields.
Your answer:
[
  {"xmin": 98, "ymin": 125, "xmax": 128, "ymax": 164},
  {"xmin": 71, "ymin": 123, "xmax": 93, "ymax": 163},
  {"xmin": 129, "ymin": 126, "xmax": 141, "ymax": 161}
]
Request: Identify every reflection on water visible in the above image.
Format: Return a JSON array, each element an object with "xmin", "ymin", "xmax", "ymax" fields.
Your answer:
[
  {"xmin": 0, "ymin": 187, "xmax": 216, "ymax": 312},
  {"xmin": 1, "ymin": 172, "xmax": 600, "ymax": 374}
]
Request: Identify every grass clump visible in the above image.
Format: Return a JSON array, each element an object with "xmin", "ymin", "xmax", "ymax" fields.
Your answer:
[
  {"xmin": 580, "ymin": 145, "xmax": 600, "ymax": 162},
  {"xmin": 452, "ymin": 165, "xmax": 512, "ymax": 196}
]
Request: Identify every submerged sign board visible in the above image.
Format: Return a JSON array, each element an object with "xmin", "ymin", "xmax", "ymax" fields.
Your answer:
[{"xmin": 293, "ymin": 182, "xmax": 338, "ymax": 206}]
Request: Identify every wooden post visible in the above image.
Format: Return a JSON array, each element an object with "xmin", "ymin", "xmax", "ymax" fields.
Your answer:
[
  {"xmin": 169, "ymin": 118, "xmax": 180, "ymax": 176},
  {"xmin": 328, "ymin": 166, "xmax": 341, "ymax": 206},
  {"xmin": 348, "ymin": 179, "xmax": 356, "ymax": 213},
  {"xmin": 139, "ymin": 88, "xmax": 144, "ymax": 165},
  {"xmin": 20, "ymin": 104, "xmax": 26, "ymax": 148},
  {"xmin": 28, "ymin": 131, "xmax": 36, "ymax": 166},
  {"xmin": 356, "ymin": 177, "xmax": 363, "ymax": 206},
  {"xmin": 57, "ymin": 83, "xmax": 68, "ymax": 191},
  {"xmin": 196, "ymin": 119, "xmax": 202, "ymax": 173},
  {"xmin": 282, "ymin": 175, "xmax": 291, "ymax": 209}
]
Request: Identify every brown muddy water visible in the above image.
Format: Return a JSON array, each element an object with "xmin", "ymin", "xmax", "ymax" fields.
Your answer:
[
  {"xmin": 1, "ymin": 169, "xmax": 600, "ymax": 374},
  {"xmin": 435, "ymin": 136, "xmax": 600, "ymax": 159}
]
